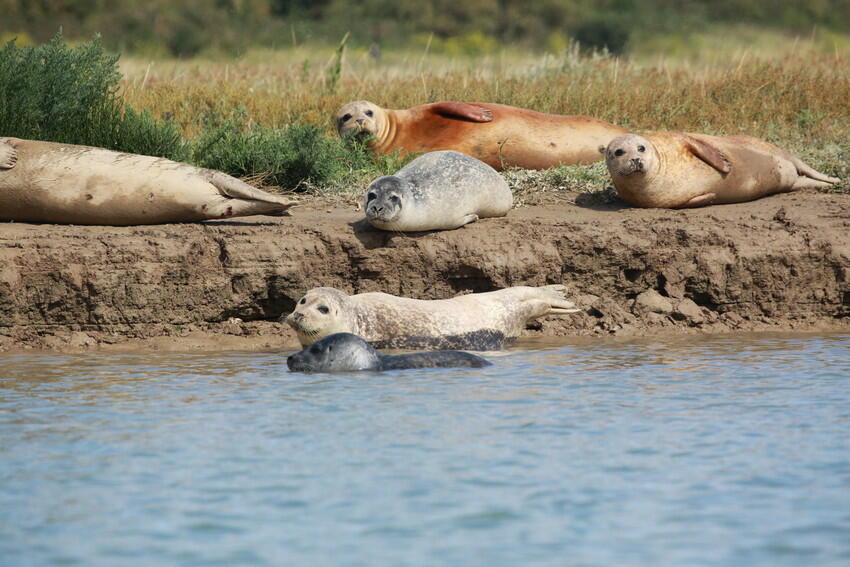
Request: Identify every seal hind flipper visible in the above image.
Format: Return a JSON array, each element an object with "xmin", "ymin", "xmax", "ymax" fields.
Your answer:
[
  {"xmin": 430, "ymin": 102, "xmax": 494, "ymax": 123},
  {"xmin": 787, "ymin": 154, "xmax": 840, "ymax": 185},
  {"xmin": 206, "ymin": 170, "xmax": 297, "ymax": 215},
  {"xmin": 539, "ymin": 284, "xmax": 581, "ymax": 314},
  {"xmin": 685, "ymin": 136, "xmax": 732, "ymax": 174},
  {"xmin": 0, "ymin": 141, "xmax": 17, "ymax": 170}
]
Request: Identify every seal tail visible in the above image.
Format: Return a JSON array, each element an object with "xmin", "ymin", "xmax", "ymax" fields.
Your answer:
[
  {"xmin": 539, "ymin": 284, "xmax": 582, "ymax": 314},
  {"xmin": 207, "ymin": 170, "xmax": 298, "ymax": 216}
]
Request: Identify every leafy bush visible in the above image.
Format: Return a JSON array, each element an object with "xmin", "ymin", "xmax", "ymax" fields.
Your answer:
[
  {"xmin": 0, "ymin": 33, "xmax": 184, "ymax": 159},
  {"xmin": 193, "ymin": 120, "xmax": 366, "ymax": 190}
]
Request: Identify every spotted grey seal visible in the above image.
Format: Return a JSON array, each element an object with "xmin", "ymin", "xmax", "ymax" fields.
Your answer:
[
  {"xmin": 286, "ymin": 332, "xmax": 491, "ymax": 372},
  {"xmin": 336, "ymin": 100, "xmax": 629, "ymax": 170},
  {"xmin": 364, "ymin": 150, "xmax": 512, "ymax": 231},
  {"xmin": 603, "ymin": 132, "xmax": 840, "ymax": 208},
  {"xmin": 0, "ymin": 137, "xmax": 296, "ymax": 224},
  {"xmin": 285, "ymin": 284, "xmax": 580, "ymax": 350}
]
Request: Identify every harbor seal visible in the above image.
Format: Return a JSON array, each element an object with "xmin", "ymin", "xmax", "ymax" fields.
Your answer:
[
  {"xmin": 603, "ymin": 132, "xmax": 841, "ymax": 208},
  {"xmin": 285, "ymin": 284, "xmax": 581, "ymax": 350},
  {"xmin": 336, "ymin": 100, "xmax": 629, "ymax": 171},
  {"xmin": 286, "ymin": 332, "xmax": 491, "ymax": 372},
  {"xmin": 365, "ymin": 150, "xmax": 512, "ymax": 231},
  {"xmin": 0, "ymin": 137, "xmax": 297, "ymax": 225}
]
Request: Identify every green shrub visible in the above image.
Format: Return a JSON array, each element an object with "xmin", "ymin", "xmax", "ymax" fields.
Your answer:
[
  {"xmin": 0, "ymin": 33, "xmax": 184, "ymax": 159},
  {"xmin": 193, "ymin": 120, "xmax": 357, "ymax": 190}
]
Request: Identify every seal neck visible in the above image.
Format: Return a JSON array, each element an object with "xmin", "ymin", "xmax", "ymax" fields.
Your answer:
[{"xmin": 376, "ymin": 110, "xmax": 398, "ymax": 152}]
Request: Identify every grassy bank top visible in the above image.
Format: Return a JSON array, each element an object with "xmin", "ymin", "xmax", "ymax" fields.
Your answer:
[{"xmin": 1, "ymin": 34, "xmax": 848, "ymax": 197}]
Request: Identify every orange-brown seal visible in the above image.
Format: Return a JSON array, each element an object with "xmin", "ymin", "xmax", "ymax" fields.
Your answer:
[
  {"xmin": 603, "ymin": 132, "xmax": 841, "ymax": 208},
  {"xmin": 0, "ymin": 137, "xmax": 296, "ymax": 225},
  {"xmin": 336, "ymin": 100, "xmax": 629, "ymax": 170}
]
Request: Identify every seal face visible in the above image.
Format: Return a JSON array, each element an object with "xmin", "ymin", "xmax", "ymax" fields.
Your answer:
[
  {"xmin": 286, "ymin": 332, "xmax": 491, "ymax": 372},
  {"xmin": 364, "ymin": 150, "xmax": 513, "ymax": 232},
  {"xmin": 285, "ymin": 285, "xmax": 581, "ymax": 350},
  {"xmin": 364, "ymin": 176, "xmax": 405, "ymax": 224},
  {"xmin": 0, "ymin": 137, "xmax": 296, "ymax": 225},
  {"xmin": 335, "ymin": 100, "xmax": 630, "ymax": 171},
  {"xmin": 287, "ymin": 333, "xmax": 381, "ymax": 372},
  {"xmin": 336, "ymin": 100, "xmax": 384, "ymax": 141},
  {"xmin": 604, "ymin": 132, "xmax": 840, "ymax": 209},
  {"xmin": 604, "ymin": 134, "xmax": 658, "ymax": 178}
]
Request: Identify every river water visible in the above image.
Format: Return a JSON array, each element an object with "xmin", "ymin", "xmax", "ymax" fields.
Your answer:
[{"xmin": 1, "ymin": 333, "xmax": 849, "ymax": 566}]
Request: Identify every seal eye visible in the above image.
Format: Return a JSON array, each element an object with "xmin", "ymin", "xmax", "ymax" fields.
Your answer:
[
  {"xmin": 637, "ymin": 145, "xmax": 646, "ymax": 153},
  {"xmin": 317, "ymin": 305, "xmax": 330, "ymax": 314},
  {"xmin": 299, "ymin": 298, "xmax": 306, "ymax": 304},
  {"xmin": 390, "ymin": 195, "xmax": 400, "ymax": 203},
  {"xmin": 366, "ymin": 192, "xmax": 376, "ymax": 202},
  {"xmin": 614, "ymin": 149, "xmax": 625, "ymax": 157},
  {"xmin": 341, "ymin": 114, "xmax": 352, "ymax": 122},
  {"xmin": 365, "ymin": 110, "xmax": 373, "ymax": 117}
]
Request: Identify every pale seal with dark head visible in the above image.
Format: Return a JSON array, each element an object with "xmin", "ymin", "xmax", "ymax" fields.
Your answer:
[
  {"xmin": 336, "ymin": 100, "xmax": 629, "ymax": 171},
  {"xmin": 603, "ymin": 132, "xmax": 840, "ymax": 208},
  {"xmin": 365, "ymin": 150, "xmax": 512, "ymax": 231},
  {"xmin": 286, "ymin": 332, "xmax": 491, "ymax": 372},
  {"xmin": 285, "ymin": 285, "xmax": 580, "ymax": 350},
  {"xmin": 0, "ymin": 137, "xmax": 297, "ymax": 225}
]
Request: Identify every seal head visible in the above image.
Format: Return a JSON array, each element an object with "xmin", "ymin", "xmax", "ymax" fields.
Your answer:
[
  {"xmin": 287, "ymin": 333, "xmax": 381, "ymax": 372},
  {"xmin": 604, "ymin": 134, "xmax": 657, "ymax": 177},
  {"xmin": 364, "ymin": 175, "xmax": 407, "ymax": 225},
  {"xmin": 285, "ymin": 287, "xmax": 357, "ymax": 345},
  {"xmin": 336, "ymin": 100, "xmax": 385, "ymax": 140}
]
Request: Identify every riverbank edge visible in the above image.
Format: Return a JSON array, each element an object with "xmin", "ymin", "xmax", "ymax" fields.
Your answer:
[{"xmin": 1, "ymin": 191, "xmax": 848, "ymax": 354}]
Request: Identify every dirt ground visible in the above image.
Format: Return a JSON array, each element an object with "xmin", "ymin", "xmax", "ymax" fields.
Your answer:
[{"xmin": 1, "ymin": 191, "xmax": 848, "ymax": 354}]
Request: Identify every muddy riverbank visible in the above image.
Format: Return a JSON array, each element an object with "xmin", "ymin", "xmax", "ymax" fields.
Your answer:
[{"xmin": 1, "ymin": 191, "xmax": 848, "ymax": 353}]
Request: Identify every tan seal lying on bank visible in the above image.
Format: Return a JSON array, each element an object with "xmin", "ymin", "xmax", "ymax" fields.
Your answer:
[
  {"xmin": 603, "ymin": 132, "xmax": 841, "ymax": 208},
  {"xmin": 0, "ymin": 137, "xmax": 296, "ymax": 225},
  {"xmin": 336, "ymin": 100, "xmax": 629, "ymax": 171},
  {"xmin": 285, "ymin": 285, "xmax": 581, "ymax": 350}
]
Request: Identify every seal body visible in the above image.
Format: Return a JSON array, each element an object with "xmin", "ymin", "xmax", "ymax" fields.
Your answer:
[
  {"xmin": 365, "ymin": 150, "xmax": 512, "ymax": 231},
  {"xmin": 336, "ymin": 100, "xmax": 629, "ymax": 171},
  {"xmin": 0, "ymin": 137, "xmax": 296, "ymax": 225},
  {"xmin": 286, "ymin": 332, "xmax": 491, "ymax": 372},
  {"xmin": 604, "ymin": 132, "xmax": 841, "ymax": 208},
  {"xmin": 285, "ymin": 285, "xmax": 580, "ymax": 350}
]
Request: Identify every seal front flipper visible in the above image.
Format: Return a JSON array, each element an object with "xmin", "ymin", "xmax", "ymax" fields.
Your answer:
[
  {"xmin": 677, "ymin": 193, "xmax": 717, "ymax": 208},
  {"xmin": 206, "ymin": 170, "xmax": 298, "ymax": 216},
  {"xmin": 684, "ymin": 136, "xmax": 732, "ymax": 174},
  {"xmin": 0, "ymin": 140, "xmax": 18, "ymax": 169},
  {"xmin": 430, "ymin": 102, "xmax": 494, "ymax": 123}
]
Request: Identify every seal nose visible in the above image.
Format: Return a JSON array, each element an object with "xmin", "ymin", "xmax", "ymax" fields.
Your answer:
[
  {"xmin": 292, "ymin": 312, "xmax": 303, "ymax": 322},
  {"xmin": 356, "ymin": 118, "xmax": 365, "ymax": 125},
  {"xmin": 630, "ymin": 157, "xmax": 643, "ymax": 170}
]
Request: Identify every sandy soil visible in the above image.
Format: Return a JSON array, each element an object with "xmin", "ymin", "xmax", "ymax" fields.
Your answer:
[{"xmin": 1, "ymin": 191, "xmax": 848, "ymax": 353}]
